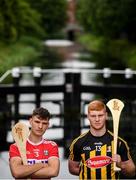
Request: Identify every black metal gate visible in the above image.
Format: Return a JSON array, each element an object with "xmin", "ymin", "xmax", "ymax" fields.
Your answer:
[{"xmin": 0, "ymin": 67, "xmax": 136, "ymax": 158}]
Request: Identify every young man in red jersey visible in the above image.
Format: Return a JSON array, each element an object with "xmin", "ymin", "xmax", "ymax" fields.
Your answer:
[
  {"xmin": 68, "ymin": 100, "xmax": 135, "ymax": 179},
  {"xmin": 9, "ymin": 107, "xmax": 60, "ymax": 179}
]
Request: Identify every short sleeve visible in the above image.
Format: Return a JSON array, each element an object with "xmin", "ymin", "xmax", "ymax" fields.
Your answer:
[
  {"xmin": 118, "ymin": 139, "xmax": 131, "ymax": 161},
  {"xmin": 9, "ymin": 144, "xmax": 20, "ymax": 159},
  {"xmin": 48, "ymin": 142, "xmax": 59, "ymax": 158},
  {"xmin": 69, "ymin": 140, "xmax": 81, "ymax": 162}
]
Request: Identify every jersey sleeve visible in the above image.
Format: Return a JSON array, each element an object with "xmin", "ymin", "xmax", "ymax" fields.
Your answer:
[
  {"xmin": 9, "ymin": 143, "xmax": 20, "ymax": 159},
  {"xmin": 69, "ymin": 140, "xmax": 81, "ymax": 162},
  {"xmin": 118, "ymin": 139, "xmax": 131, "ymax": 161},
  {"xmin": 48, "ymin": 141, "xmax": 59, "ymax": 158}
]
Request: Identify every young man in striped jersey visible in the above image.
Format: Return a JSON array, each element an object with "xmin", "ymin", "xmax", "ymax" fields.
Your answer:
[{"xmin": 68, "ymin": 100, "xmax": 135, "ymax": 179}]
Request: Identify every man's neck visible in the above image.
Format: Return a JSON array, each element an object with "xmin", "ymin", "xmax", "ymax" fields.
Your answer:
[
  {"xmin": 28, "ymin": 133, "xmax": 42, "ymax": 144},
  {"xmin": 90, "ymin": 127, "xmax": 106, "ymax": 137}
]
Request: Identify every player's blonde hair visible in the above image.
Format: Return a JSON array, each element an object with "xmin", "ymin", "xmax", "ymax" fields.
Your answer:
[{"xmin": 88, "ymin": 100, "xmax": 106, "ymax": 113}]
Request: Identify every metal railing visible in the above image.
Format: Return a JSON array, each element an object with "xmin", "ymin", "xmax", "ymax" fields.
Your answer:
[{"xmin": 0, "ymin": 67, "xmax": 135, "ymax": 83}]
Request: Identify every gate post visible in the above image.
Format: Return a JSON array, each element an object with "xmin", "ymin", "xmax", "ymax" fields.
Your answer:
[
  {"xmin": 33, "ymin": 67, "xmax": 42, "ymax": 107},
  {"xmin": 0, "ymin": 95, "xmax": 11, "ymax": 151},
  {"xmin": 64, "ymin": 72, "xmax": 81, "ymax": 158},
  {"xmin": 12, "ymin": 68, "xmax": 20, "ymax": 124}
]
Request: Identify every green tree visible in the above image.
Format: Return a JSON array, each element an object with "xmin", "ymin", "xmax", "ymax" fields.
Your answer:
[
  {"xmin": 27, "ymin": 0, "xmax": 67, "ymax": 38},
  {"xmin": 77, "ymin": 0, "xmax": 136, "ymax": 39},
  {"xmin": 76, "ymin": 0, "xmax": 136, "ymax": 69},
  {"xmin": 0, "ymin": 0, "xmax": 44, "ymax": 42}
]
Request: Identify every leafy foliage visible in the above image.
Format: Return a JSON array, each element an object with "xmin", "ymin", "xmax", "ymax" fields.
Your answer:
[
  {"xmin": 0, "ymin": 36, "xmax": 63, "ymax": 76},
  {"xmin": 76, "ymin": 0, "xmax": 136, "ymax": 69},
  {"xmin": 77, "ymin": 0, "xmax": 136, "ymax": 39},
  {"xmin": 78, "ymin": 34, "xmax": 136, "ymax": 69},
  {"xmin": 0, "ymin": 0, "xmax": 44, "ymax": 42},
  {"xmin": 0, "ymin": 0, "xmax": 66, "ymax": 76},
  {"xmin": 27, "ymin": 0, "xmax": 67, "ymax": 38}
]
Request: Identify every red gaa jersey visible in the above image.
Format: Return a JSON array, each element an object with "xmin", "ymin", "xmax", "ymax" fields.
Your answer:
[{"xmin": 9, "ymin": 138, "xmax": 59, "ymax": 164}]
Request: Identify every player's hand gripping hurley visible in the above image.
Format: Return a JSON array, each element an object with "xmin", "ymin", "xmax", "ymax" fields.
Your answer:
[
  {"xmin": 106, "ymin": 99, "xmax": 124, "ymax": 171},
  {"xmin": 12, "ymin": 122, "xmax": 29, "ymax": 165}
]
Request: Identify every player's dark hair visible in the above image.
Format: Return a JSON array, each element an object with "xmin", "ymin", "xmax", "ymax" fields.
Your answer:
[{"xmin": 32, "ymin": 107, "xmax": 51, "ymax": 120}]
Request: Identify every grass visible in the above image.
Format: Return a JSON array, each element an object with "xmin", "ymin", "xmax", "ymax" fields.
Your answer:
[{"xmin": 0, "ymin": 36, "xmax": 42, "ymax": 76}]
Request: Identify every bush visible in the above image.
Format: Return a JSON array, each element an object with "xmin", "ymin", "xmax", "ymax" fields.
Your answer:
[{"xmin": 78, "ymin": 34, "xmax": 136, "ymax": 69}]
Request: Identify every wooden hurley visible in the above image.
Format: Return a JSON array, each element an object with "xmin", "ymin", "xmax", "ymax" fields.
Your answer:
[
  {"xmin": 106, "ymin": 99, "xmax": 124, "ymax": 171},
  {"xmin": 12, "ymin": 122, "xmax": 29, "ymax": 165}
]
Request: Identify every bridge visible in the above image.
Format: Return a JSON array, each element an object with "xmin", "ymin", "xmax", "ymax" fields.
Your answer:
[{"xmin": 0, "ymin": 67, "xmax": 136, "ymax": 158}]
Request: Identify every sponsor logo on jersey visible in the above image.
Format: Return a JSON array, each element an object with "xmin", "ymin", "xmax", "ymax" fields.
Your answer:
[
  {"xmin": 83, "ymin": 146, "xmax": 91, "ymax": 151},
  {"xmin": 86, "ymin": 156, "xmax": 112, "ymax": 169},
  {"xmin": 27, "ymin": 159, "xmax": 48, "ymax": 164}
]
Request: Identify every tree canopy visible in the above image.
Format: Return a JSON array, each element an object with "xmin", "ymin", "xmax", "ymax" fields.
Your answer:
[
  {"xmin": 0, "ymin": 0, "xmax": 68, "ymax": 74},
  {"xmin": 0, "ymin": 0, "xmax": 43, "ymax": 42},
  {"xmin": 0, "ymin": 0, "xmax": 68, "ymax": 42},
  {"xmin": 76, "ymin": 0, "xmax": 136, "ymax": 69},
  {"xmin": 77, "ymin": 0, "xmax": 136, "ymax": 40},
  {"xmin": 27, "ymin": 0, "xmax": 67, "ymax": 38}
]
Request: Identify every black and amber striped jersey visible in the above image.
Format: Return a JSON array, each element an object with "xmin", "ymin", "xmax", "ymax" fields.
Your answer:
[{"xmin": 69, "ymin": 130, "xmax": 131, "ymax": 180}]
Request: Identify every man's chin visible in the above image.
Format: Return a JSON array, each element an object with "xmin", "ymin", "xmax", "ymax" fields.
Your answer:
[
  {"xmin": 35, "ymin": 132, "xmax": 43, "ymax": 136},
  {"xmin": 94, "ymin": 125, "xmax": 103, "ymax": 130}
]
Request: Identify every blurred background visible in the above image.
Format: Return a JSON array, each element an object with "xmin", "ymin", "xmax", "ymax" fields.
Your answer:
[{"xmin": 1, "ymin": 0, "xmax": 136, "ymax": 179}]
